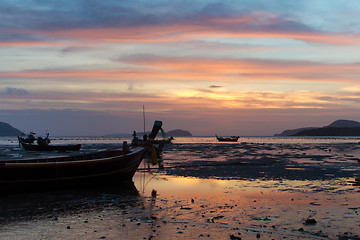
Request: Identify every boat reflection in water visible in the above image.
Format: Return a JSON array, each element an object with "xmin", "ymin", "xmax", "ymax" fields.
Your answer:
[{"xmin": 0, "ymin": 182, "xmax": 140, "ymax": 224}]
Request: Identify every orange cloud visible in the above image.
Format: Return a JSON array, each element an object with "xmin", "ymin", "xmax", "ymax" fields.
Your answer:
[
  {"xmin": 56, "ymin": 26, "xmax": 359, "ymax": 46},
  {"xmin": 1, "ymin": 77, "xmax": 360, "ymax": 119},
  {"xmin": 1, "ymin": 56, "xmax": 359, "ymax": 84},
  {"xmin": 121, "ymin": 56, "xmax": 360, "ymax": 83}
]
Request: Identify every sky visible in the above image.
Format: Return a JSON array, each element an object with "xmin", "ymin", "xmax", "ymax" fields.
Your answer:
[{"xmin": 1, "ymin": 0, "xmax": 360, "ymax": 136}]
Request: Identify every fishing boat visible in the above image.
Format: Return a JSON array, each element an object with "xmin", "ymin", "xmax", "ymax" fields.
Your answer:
[
  {"xmin": 132, "ymin": 120, "xmax": 173, "ymax": 160},
  {"xmin": 19, "ymin": 132, "xmax": 36, "ymax": 143},
  {"xmin": 0, "ymin": 145, "xmax": 149, "ymax": 193},
  {"xmin": 18, "ymin": 135, "xmax": 81, "ymax": 151},
  {"xmin": 215, "ymin": 134, "xmax": 239, "ymax": 142}
]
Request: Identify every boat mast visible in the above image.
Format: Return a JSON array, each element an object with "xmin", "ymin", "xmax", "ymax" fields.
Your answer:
[{"xmin": 143, "ymin": 105, "xmax": 146, "ymax": 135}]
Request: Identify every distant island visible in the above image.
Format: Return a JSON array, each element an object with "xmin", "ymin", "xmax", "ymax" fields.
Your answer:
[
  {"xmin": 0, "ymin": 122, "xmax": 23, "ymax": 136},
  {"xmin": 105, "ymin": 129, "xmax": 192, "ymax": 137},
  {"xmin": 274, "ymin": 127, "xmax": 317, "ymax": 136},
  {"xmin": 166, "ymin": 129, "xmax": 192, "ymax": 137},
  {"xmin": 275, "ymin": 120, "xmax": 360, "ymax": 136}
]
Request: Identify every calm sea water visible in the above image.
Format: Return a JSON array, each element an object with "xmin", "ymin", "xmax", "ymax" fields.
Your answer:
[{"xmin": 1, "ymin": 136, "xmax": 360, "ymax": 180}]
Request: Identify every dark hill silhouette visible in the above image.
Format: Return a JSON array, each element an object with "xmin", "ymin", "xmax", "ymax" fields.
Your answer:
[
  {"xmin": 105, "ymin": 129, "xmax": 192, "ymax": 137},
  {"xmin": 0, "ymin": 122, "xmax": 23, "ymax": 136},
  {"xmin": 294, "ymin": 127, "xmax": 360, "ymax": 136},
  {"xmin": 276, "ymin": 120, "xmax": 360, "ymax": 136},
  {"xmin": 274, "ymin": 127, "xmax": 317, "ymax": 136},
  {"xmin": 166, "ymin": 129, "xmax": 192, "ymax": 137},
  {"xmin": 325, "ymin": 119, "xmax": 360, "ymax": 128}
]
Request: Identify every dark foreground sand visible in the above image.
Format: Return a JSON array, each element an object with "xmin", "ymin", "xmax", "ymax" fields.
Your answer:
[{"xmin": 0, "ymin": 172, "xmax": 359, "ymax": 240}]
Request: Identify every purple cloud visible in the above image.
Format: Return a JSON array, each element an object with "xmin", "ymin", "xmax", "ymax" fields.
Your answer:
[{"xmin": 2, "ymin": 87, "xmax": 28, "ymax": 95}]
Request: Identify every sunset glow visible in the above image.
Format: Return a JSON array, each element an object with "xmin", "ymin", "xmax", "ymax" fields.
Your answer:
[{"xmin": 1, "ymin": 1, "xmax": 360, "ymax": 136}]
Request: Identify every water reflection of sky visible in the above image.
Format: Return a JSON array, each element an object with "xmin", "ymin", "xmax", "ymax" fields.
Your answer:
[
  {"xmin": 132, "ymin": 173, "xmax": 360, "ymax": 239},
  {"xmin": 1, "ymin": 171, "xmax": 358, "ymax": 240},
  {"xmin": 134, "ymin": 173, "xmax": 356, "ymax": 198}
]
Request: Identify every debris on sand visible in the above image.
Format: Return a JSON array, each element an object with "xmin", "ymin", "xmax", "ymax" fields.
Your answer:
[
  {"xmin": 303, "ymin": 218, "xmax": 317, "ymax": 225},
  {"xmin": 229, "ymin": 234, "xmax": 242, "ymax": 240}
]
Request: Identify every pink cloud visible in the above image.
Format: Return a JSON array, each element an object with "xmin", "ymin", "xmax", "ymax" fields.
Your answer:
[
  {"xmin": 2, "ymin": 13, "xmax": 356, "ymax": 46},
  {"xmin": 1, "ymin": 57, "xmax": 359, "ymax": 84},
  {"xmin": 43, "ymin": 24, "xmax": 359, "ymax": 46}
]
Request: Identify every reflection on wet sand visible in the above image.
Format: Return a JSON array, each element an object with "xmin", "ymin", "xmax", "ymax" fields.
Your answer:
[
  {"xmin": 0, "ymin": 183, "xmax": 139, "ymax": 223},
  {"xmin": 0, "ymin": 172, "xmax": 359, "ymax": 239},
  {"xmin": 132, "ymin": 173, "xmax": 360, "ymax": 240},
  {"xmin": 1, "ymin": 137, "xmax": 360, "ymax": 239}
]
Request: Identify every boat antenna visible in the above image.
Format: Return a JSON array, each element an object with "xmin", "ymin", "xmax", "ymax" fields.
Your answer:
[
  {"xmin": 142, "ymin": 105, "xmax": 146, "ymax": 193},
  {"xmin": 143, "ymin": 105, "xmax": 146, "ymax": 135}
]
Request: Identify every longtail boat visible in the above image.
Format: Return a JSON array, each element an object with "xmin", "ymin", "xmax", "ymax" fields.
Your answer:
[
  {"xmin": 132, "ymin": 120, "xmax": 172, "ymax": 159},
  {"xmin": 18, "ymin": 136, "xmax": 81, "ymax": 151},
  {"xmin": 215, "ymin": 134, "xmax": 239, "ymax": 142},
  {"xmin": 0, "ymin": 145, "xmax": 148, "ymax": 193}
]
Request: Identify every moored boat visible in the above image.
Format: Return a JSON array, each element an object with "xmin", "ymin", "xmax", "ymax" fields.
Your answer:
[
  {"xmin": 0, "ymin": 145, "xmax": 149, "ymax": 193},
  {"xmin": 18, "ymin": 136, "xmax": 81, "ymax": 151},
  {"xmin": 131, "ymin": 120, "xmax": 173, "ymax": 161},
  {"xmin": 215, "ymin": 134, "xmax": 239, "ymax": 142}
]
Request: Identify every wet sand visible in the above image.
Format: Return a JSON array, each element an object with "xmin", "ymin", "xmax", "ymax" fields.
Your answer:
[
  {"xmin": 0, "ymin": 172, "xmax": 359, "ymax": 239},
  {"xmin": 1, "ymin": 139, "xmax": 360, "ymax": 239}
]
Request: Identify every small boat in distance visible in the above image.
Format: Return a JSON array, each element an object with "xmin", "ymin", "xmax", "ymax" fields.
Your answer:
[
  {"xmin": 0, "ymin": 145, "xmax": 149, "ymax": 193},
  {"xmin": 215, "ymin": 134, "xmax": 239, "ymax": 142},
  {"xmin": 20, "ymin": 132, "xmax": 37, "ymax": 144},
  {"xmin": 18, "ymin": 133, "xmax": 81, "ymax": 151}
]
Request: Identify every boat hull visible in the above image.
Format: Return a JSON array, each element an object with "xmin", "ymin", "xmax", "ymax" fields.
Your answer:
[
  {"xmin": 215, "ymin": 135, "xmax": 239, "ymax": 142},
  {"xmin": 216, "ymin": 138, "xmax": 239, "ymax": 142},
  {"xmin": 0, "ymin": 146, "xmax": 148, "ymax": 193}
]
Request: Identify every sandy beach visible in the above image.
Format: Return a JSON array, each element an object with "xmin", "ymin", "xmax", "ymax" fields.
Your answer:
[{"xmin": 0, "ymin": 137, "xmax": 360, "ymax": 239}]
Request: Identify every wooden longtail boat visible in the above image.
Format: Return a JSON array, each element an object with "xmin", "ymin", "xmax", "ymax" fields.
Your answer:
[
  {"xmin": 18, "ymin": 136, "xmax": 81, "ymax": 151},
  {"xmin": 132, "ymin": 120, "xmax": 173, "ymax": 159},
  {"xmin": 215, "ymin": 134, "xmax": 239, "ymax": 142},
  {"xmin": 0, "ymin": 146, "xmax": 148, "ymax": 193}
]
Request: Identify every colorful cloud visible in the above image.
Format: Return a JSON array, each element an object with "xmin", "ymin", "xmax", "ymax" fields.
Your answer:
[{"xmin": 1, "ymin": 0, "xmax": 360, "ymax": 135}]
